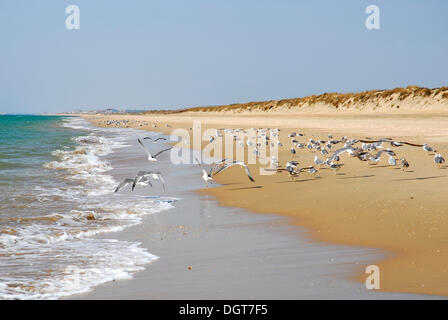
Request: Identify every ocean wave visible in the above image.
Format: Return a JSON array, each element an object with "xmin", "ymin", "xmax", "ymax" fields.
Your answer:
[
  {"xmin": 0, "ymin": 117, "xmax": 176, "ymax": 299},
  {"xmin": 0, "ymin": 239, "xmax": 158, "ymax": 300}
]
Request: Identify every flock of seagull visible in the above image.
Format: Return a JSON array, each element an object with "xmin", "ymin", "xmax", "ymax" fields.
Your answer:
[
  {"xmin": 114, "ymin": 135, "xmax": 256, "ymax": 193},
  {"xmin": 282, "ymin": 133, "xmax": 445, "ymax": 179},
  {"xmin": 114, "ymin": 127, "xmax": 446, "ymax": 193}
]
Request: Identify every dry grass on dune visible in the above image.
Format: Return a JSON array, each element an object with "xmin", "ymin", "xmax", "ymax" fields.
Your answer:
[{"xmin": 141, "ymin": 86, "xmax": 448, "ymax": 114}]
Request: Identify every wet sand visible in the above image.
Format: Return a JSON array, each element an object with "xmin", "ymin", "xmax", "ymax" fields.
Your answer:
[
  {"xmin": 78, "ymin": 112, "xmax": 448, "ymax": 297},
  {"xmin": 71, "ymin": 133, "xmax": 434, "ymax": 299}
]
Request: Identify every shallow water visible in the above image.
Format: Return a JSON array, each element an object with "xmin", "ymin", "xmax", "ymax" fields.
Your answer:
[{"xmin": 0, "ymin": 116, "xmax": 175, "ymax": 299}]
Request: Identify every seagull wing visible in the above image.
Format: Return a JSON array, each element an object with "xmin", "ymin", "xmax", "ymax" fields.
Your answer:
[
  {"xmin": 139, "ymin": 176, "xmax": 153, "ymax": 187},
  {"xmin": 213, "ymin": 161, "xmax": 255, "ymax": 182},
  {"xmin": 153, "ymin": 147, "xmax": 172, "ymax": 159},
  {"xmin": 375, "ymin": 150, "xmax": 384, "ymax": 158},
  {"xmin": 155, "ymin": 173, "xmax": 166, "ymax": 191},
  {"xmin": 144, "ymin": 172, "xmax": 166, "ymax": 191},
  {"xmin": 114, "ymin": 178, "xmax": 133, "ymax": 192},
  {"xmin": 330, "ymin": 146, "xmax": 353, "ymax": 160},
  {"xmin": 132, "ymin": 171, "xmax": 151, "ymax": 190},
  {"xmin": 195, "ymin": 157, "xmax": 208, "ymax": 176},
  {"xmin": 132, "ymin": 175, "xmax": 142, "ymax": 190},
  {"xmin": 377, "ymin": 149, "xmax": 395, "ymax": 157},
  {"xmin": 209, "ymin": 158, "xmax": 228, "ymax": 176},
  {"xmin": 137, "ymin": 138, "xmax": 153, "ymax": 158},
  {"xmin": 360, "ymin": 138, "xmax": 392, "ymax": 143},
  {"xmin": 401, "ymin": 141, "xmax": 423, "ymax": 147}
]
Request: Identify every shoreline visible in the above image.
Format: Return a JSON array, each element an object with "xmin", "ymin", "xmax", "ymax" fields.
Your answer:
[
  {"xmin": 76, "ymin": 112, "xmax": 448, "ymax": 297},
  {"xmin": 69, "ymin": 121, "xmax": 434, "ymax": 299}
]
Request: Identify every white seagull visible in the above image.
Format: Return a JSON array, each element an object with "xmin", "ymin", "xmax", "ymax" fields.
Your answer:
[
  {"xmin": 400, "ymin": 158, "xmax": 410, "ymax": 171},
  {"xmin": 195, "ymin": 158, "xmax": 228, "ymax": 188},
  {"xmin": 423, "ymin": 144, "xmax": 434, "ymax": 153},
  {"xmin": 314, "ymin": 155, "xmax": 324, "ymax": 166},
  {"xmin": 132, "ymin": 171, "xmax": 166, "ymax": 191},
  {"xmin": 388, "ymin": 156, "xmax": 397, "ymax": 167},
  {"xmin": 213, "ymin": 161, "xmax": 255, "ymax": 183},
  {"xmin": 137, "ymin": 138, "xmax": 172, "ymax": 162},
  {"xmin": 115, "ymin": 176, "xmax": 154, "ymax": 193},
  {"xmin": 434, "ymin": 154, "xmax": 445, "ymax": 167}
]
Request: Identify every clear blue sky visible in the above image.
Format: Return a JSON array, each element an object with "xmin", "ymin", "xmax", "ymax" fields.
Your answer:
[{"xmin": 0, "ymin": 0, "xmax": 447, "ymax": 113}]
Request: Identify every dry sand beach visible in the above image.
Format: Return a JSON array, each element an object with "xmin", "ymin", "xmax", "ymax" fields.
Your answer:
[
  {"xmin": 71, "ymin": 134, "xmax": 423, "ymax": 300},
  {"xmin": 77, "ymin": 86, "xmax": 448, "ymax": 297}
]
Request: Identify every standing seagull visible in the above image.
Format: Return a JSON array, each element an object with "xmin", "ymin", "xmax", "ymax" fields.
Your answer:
[
  {"xmin": 434, "ymin": 154, "xmax": 445, "ymax": 168},
  {"xmin": 290, "ymin": 148, "xmax": 296, "ymax": 157},
  {"xmin": 400, "ymin": 158, "xmax": 410, "ymax": 171},
  {"xmin": 329, "ymin": 162, "xmax": 344, "ymax": 174},
  {"xmin": 388, "ymin": 156, "xmax": 397, "ymax": 167},
  {"xmin": 314, "ymin": 156, "xmax": 324, "ymax": 167},
  {"xmin": 137, "ymin": 138, "xmax": 172, "ymax": 162},
  {"xmin": 308, "ymin": 166, "xmax": 318, "ymax": 177},
  {"xmin": 423, "ymin": 144, "xmax": 434, "ymax": 153}
]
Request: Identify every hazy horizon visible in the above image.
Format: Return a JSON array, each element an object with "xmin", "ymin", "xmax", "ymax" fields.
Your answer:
[{"xmin": 1, "ymin": 0, "xmax": 447, "ymax": 113}]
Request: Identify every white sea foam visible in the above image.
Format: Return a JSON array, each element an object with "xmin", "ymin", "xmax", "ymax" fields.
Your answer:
[{"xmin": 0, "ymin": 117, "xmax": 176, "ymax": 299}]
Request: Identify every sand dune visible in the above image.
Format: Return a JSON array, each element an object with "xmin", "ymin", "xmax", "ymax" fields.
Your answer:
[{"xmin": 142, "ymin": 85, "xmax": 448, "ymax": 114}]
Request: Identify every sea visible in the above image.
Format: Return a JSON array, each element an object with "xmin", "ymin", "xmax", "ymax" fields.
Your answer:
[{"xmin": 0, "ymin": 115, "xmax": 175, "ymax": 299}]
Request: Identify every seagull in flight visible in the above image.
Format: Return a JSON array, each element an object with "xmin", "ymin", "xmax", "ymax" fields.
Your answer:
[
  {"xmin": 137, "ymin": 138, "xmax": 172, "ymax": 162},
  {"xmin": 195, "ymin": 158, "xmax": 228, "ymax": 187},
  {"xmin": 114, "ymin": 178, "xmax": 136, "ymax": 193},
  {"xmin": 375, "ymin": 149, "xmax": 396, "ymax": 157},
  {"xmin": 213, "ymin": 161, "xmax": 255, "ymax": 183},
  {"xmin": 328, "ymin": 146, "xmax": 364, "ymax": 162},
  {"xmin": 143, "ymin": 137, "xmax": 167, "ymax": 143},
  {"xmin": 266, "ymin": 166, "xmax": 310, "ymax": 180},
  {"xmin": 114, "ymin": 175, "xmax": 154, "ymax": 193},
  {"xmin": 360, "ymin": 138, "xmax": 423, "ymax": 148},
  {"xmin": 369, "ymin": 149, "xmax": 396, "ymax": 164},
  {"xmin": 132, "ymin": 171, "xmax": 166, "ymax": 191}
]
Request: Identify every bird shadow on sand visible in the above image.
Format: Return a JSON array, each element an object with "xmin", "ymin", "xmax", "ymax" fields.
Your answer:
[
  {"xmin": 369, "ymin": 165, "xmax": 390, "ymax": 168},
  {"xmin": 226, "ymin": 185, "xmax": 263, "ymax": 191},
  {"xmin": 392, "ymin": 175, "xmax": 447, "ymax": 182},
  {"xmin": 278, "ymin": 178, "xmax": 321, "ymax": 184},
  {"xmin": 337, "ymin": 174, "xmax": 375, "ymax": 180}
]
